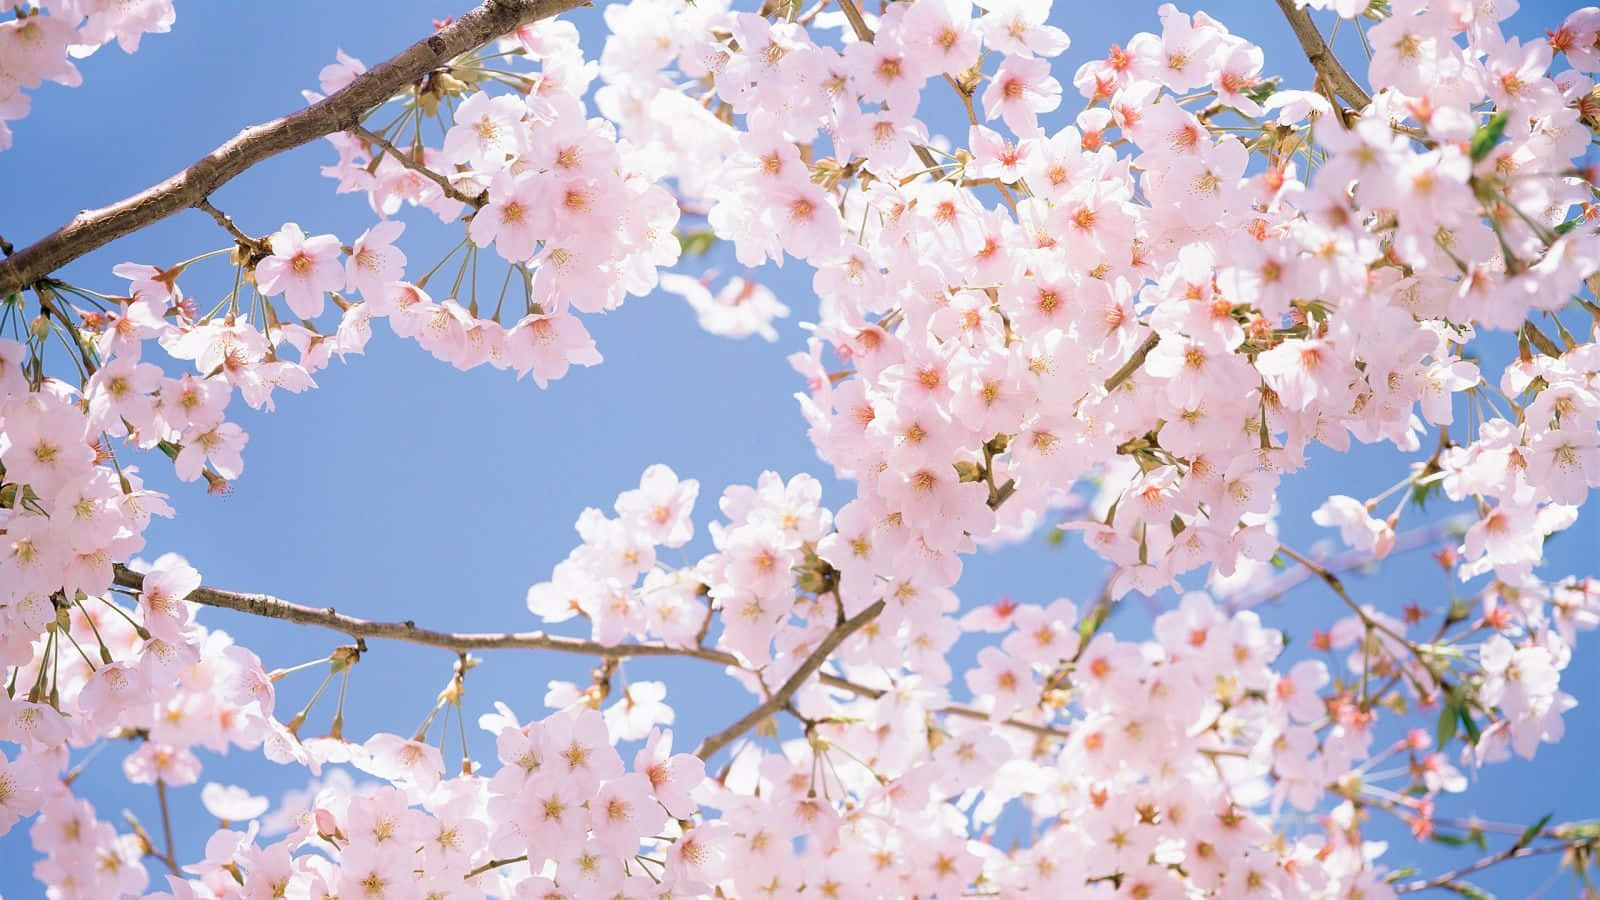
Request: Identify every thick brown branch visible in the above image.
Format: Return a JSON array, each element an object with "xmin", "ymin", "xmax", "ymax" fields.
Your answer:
[
  {"xmin": 110, "ymin": 565, "xmax": 739, "ymax": 664},
  {"xmin": 0, "ymin": 0, "xmax": 584, "ymax": 298},
  {"xmin": 836, "ymin": 0, "xmax": 875, "ymax": 43},
  {"xmin": 1274, "ymin": 0, "xmax": 1372, "ymax": 113},
  {"xmin": 696, "ymin": 599, "xmax": 887, "ymax": 760}
]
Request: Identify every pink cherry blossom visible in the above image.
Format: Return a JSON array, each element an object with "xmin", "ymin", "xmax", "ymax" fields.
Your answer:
[{"xmin": 255, "ymin": 223, "xmax": 344, "ymax": 319}]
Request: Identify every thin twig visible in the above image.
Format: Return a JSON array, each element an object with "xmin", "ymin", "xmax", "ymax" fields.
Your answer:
[
  {"xmin": 195, "ymin": 198, "xmax": 266, "ymax": 255},
  {"xmin": 109, "ymin": 564, "xmax": 1067, "ymax": 745},
  {"xmin": 1223, "ymin": 521, "xmax": 1459, "ymax": 612},
  {"xmin": 110, "ymin": 565, "xmax": 741, "ymax": 664},
  {"xmin": 156, "ymin": 779, "xmax": 179, "ymax": 875},
  {"xmin": 349, "ymin": 124, "xmax": 484, "ymax": 208},
  {"xmin": 1395, "ymin": 843, "xmax": 1567, "ymax": 894},
  {"xmin": 465, "ymin": 854, "xmax": 530, "ymax": 879},
  {"xmin": 816, "ymin": 672, "xmax": 1071, "ymax": 741},
  {"xmin": 1102, "ymin": 331, "xmax": 1160, "ymax": 393},
  {"xmin": 696, "ymin": 599, "xmax": 887, "ymax": 760}
]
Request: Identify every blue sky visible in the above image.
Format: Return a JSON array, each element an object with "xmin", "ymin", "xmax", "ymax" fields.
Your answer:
[{"xmin": 2, "ymin": 0, "xmax": 1595, "ymax": 895}]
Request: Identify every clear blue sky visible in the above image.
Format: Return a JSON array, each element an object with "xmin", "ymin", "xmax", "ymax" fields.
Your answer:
[{"xmin": 1, "ymin": 0, "xmax": 1593, "ymax": 896}]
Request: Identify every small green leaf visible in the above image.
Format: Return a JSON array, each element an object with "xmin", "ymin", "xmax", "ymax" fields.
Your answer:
[
  {"xmin": 1077, "ymin": 603, "xmax": 1111, "ymax": 643},
  {"xmin": 1243, "ymin": 76, "xmax": 1281, "ymax": 106},
  {"xmin": 1514, "ymin": 813, "xmax": 1554, "ymax": 851},
  {"xmin": 1458, "ymin": 704, "xmax": 1481, "ymax": 743},
  {"xmin": 1432, "ymin": 831, "xmax": 1467, "ymax": 847},
  {"xmin": 1445, "ymin": 882, "xmax": 1493, "ymax": 900},
  {"xmin": 1436, "ymin": 701, "xmax": 1459, "ymax": 746},
  {"xmin": 1410, "ymin": 476, "xmax": 1443, "ymax": 511},
  {"xmin": 1469, "ymin": 110, "xmax": 1510, "ymax": 164},
  {"xmin": 676, "ymin": 229, "xmax": 717, "ymax": 258}
]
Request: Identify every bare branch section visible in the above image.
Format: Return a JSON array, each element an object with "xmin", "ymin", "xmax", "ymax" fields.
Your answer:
[
  {"xmin": 110, "ymin": 564, "xmax": 737, "ymax": 664},
  {"xmin": 695, "ymin": 599, "xmax": 888, "ymax": 761},
  {"xmin": 0, "ymin": 0, "xmax": 585, "ymax": 298},
  {"xmin": 112, "ymin": 564, "xmax": 1070, "ymax": 745},
  {"xmin": 1274, "ymin": 0, "xmax": 1372, "ymax": 112}
]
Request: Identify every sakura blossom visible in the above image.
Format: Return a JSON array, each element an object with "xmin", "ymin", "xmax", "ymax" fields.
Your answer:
[{"xmin": 0, "ymin": 0, "xmax": 1598, "ymax": 896}]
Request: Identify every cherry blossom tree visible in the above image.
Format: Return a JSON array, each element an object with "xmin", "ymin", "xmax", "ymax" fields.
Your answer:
[{"xmin": 2, "ymin": 0, "xmax": 1600, "ymax": 896}]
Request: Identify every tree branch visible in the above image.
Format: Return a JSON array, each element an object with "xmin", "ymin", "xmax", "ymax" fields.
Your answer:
[
  {"xmin": 816, "ymin": 672, "xmax": 1071, "ymax": 741},
  {"xmin": 155, "ymin": 779, "xmax": 178, "ymax": 875},
  {"xmin": 110, "ymin": 565, "xmax": 738, "ymax": 664},
  {"xmin": 1222, "ymin": 520, "xmax": 1460, "ymax": 612},
  {"xmin": 1274, "ymin": 0, "xmax": 1372, "ymax": 113},
  {"xmin": 110, "ymin": 564, "xmax": 1062, "ymax": 744},
  {"xmin": 1102, "ymin": 331, "xmax": 1159, "ymax": 393},
  {"xmin": 194, "ymin": 198, "xmax": 266, "ymax": 256},
  {"xmin": 0, "ymin": 0, "xmax": 585, "ymax": 298},
  {"xmin": 695, "ymin": 599, "xmax": 886, "ymax": 760},
  {"xmin": 1394, "ymin": 843, "xmax": 1568, "ymax": 894}
]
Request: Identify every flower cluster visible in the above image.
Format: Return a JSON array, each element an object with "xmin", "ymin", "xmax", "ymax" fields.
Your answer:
[
  {"xmin": 0, "ymin": 1, "xmax": 176, "ymax": 151},
  {"xmin": 2, "ymin": 0, "xmax": 1600, "ymax": 896},
  {"xmin": 312, "ymin": 21, "xmax": 684, "ymax": 385}
]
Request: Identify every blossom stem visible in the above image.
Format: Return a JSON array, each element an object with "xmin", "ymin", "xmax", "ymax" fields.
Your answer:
[
  {"xmin": 194, "ymin": 198, "xmax": 266, "ymax": 256},
  {"xmin": 350, "ymin": 124, "xmax": 483, "ymax": 208},
  {"xmin": 156, "ymin": 779, "xmax": 179, "ymax": 875},
  {"xmin": 1103, "ymin": 331, "xmax": 1160, "ymax": 392},
  {"xmin": 465, "ymin": 854, "xmax": 529, "ymax": 879}
]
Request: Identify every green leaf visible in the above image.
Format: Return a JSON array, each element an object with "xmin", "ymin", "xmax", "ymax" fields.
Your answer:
[
  {"xmin": 1410, "ymin": 476, "xmax": 1443, "ymax": 511},
  {"xmin": 1432, "ymin": 831, "xmax": 1468, "ymax": 847},
  {"xmin": 1458, "ymin": 704, "xmax": 1481, "ymax": 743},
  {"xmin": 1514, "ymin": 813, "xmax": 1554, "ymax": 851},
  {"xmin": 1077, "ymin": 603, "xmax": 1111, "ymax": 643},
  {"xmin": 1243, "ymin": 76, "xmax": 1281, "ymax": 106},
  {"xmin": 676, "ymin": 229, "xmax": 717, "ymax": 258},
  {"xmin": 1445, "ymin": 882, "xmax": 1493, "ymax": 900},
  {"xmin": 1469, "ymin": 110, "xmax": 1510, "ymax": 164},
  {"xmin": 1436, "ymin": 700, "xmax": 1459, "ymax": 747}
]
